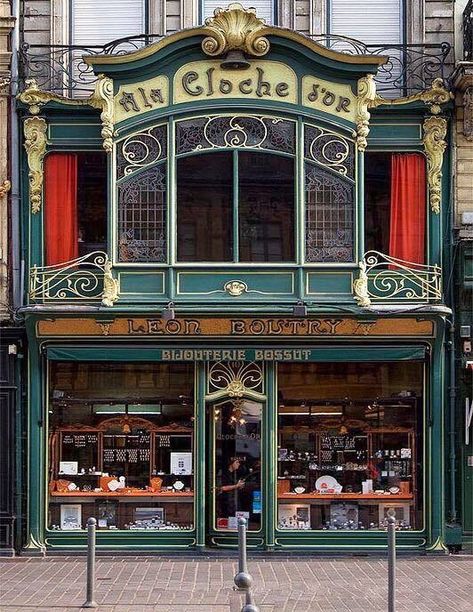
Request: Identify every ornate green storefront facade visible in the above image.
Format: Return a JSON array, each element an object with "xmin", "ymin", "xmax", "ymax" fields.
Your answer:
[{"xmin": 18, "ymin": 5, "xmax": 455, "ymax": 553}]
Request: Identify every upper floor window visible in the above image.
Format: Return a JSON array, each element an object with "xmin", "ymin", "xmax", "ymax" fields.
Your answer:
[
  {"xmin": 329, "ymin": 0, "xmax": 403, "ymax": 45},
  {"xmin": 202, "ymin": 1, "xmax": 276, "ymax": 24},
  {"xmin": 72, "ymin": 0, "xmax": 146, "ymax": 45}
]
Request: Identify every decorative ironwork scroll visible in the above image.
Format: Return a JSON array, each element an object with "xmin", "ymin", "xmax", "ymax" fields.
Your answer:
[
  {"xmin": 117, "ymin": 125, "xmax": 167, "ymax": 179},
  {"xmin": 207, "ymin": 361, "xmax": 264, "ymax": 399},
  {"xmin": 24, "ymin": 116, "xmax": 47, "ymax": 214},
  {"xmin": 118, "ymin": 165, "xmax": 166, "ymax": 263},
  {"xmin": 353, "ymin": 250, "xmax": 442, "ymax": 305},
  {"xmin": 304, "ymin": 125, "xmax": 355, "ymax": 179},
  {"xmin": 305, "ymin": 165, "xmax": 354, "ymax": 262},
  {"xmin": 423, "ymin": 115, "xmax": 447, "ymax": 214},
  {"xmin": 201, "ymin": 3, "xmax": 269, "ymax": 58},
  {"xmin": 29, "ymin": 251, "xmax": 119, "ymax": 305},
  {"xmin": 176, "ymin": 115, "xmax": 295, "ymax": 155}
]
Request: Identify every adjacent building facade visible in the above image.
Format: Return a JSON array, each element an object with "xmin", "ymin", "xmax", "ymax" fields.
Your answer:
[{"xmin": 0, "ymin": 0, "xmax": 471, "ymax": 554}]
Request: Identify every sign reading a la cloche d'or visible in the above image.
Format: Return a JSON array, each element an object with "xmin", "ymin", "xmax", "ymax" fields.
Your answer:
[{"xmin": 113, "ymin": 60, "xmax": 357, "ymax": 124}]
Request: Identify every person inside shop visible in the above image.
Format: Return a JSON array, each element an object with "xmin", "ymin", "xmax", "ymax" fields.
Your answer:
[{"xmin": 218, "ymin": 457, "xmax": 246, "ymax": 519}]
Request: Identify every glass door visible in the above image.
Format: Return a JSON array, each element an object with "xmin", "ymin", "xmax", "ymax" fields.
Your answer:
[{"xmin": 207, "ymin": 398, "xmax": 263, "ymax": 536}]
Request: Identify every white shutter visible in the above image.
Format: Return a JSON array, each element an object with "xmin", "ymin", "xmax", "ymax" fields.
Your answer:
[
  {"xmin": 72, "ymin": 0, "xmax": 145, "ymax": 46},
  {"xmin": 202, "ymin": 1, "xmax": 274, "ymax": 25},
  {"xmin": 329, "ymin": 0, "xmax": 402, "ymax": 45}
]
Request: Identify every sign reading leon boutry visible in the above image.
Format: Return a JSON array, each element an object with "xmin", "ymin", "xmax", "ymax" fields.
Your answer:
[
  {"xmin": 37, "ymin": 317, "xmax": 434, "ymax": 337},
  {"xmin": 113, "ymin": 60, "xmax": 357, "ymax": 123}
]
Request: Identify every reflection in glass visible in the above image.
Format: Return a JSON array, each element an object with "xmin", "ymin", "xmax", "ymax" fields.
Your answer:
[
  {"xmin": 213, "ymin": 399, "xmax": 262, "ymax": 531},
  {"xmin": 177, "ymin": 152, "xmax": 233, "ymax": 261},
  {"xmin": 48, "ymin": 362, "xmax": 195, "ymax": 531},
  {"xmin": 277, "ymin": 362, "xmax": 423, "ymax": 531},
  {"xmin": 239, "ymin": 152, "xmax": 295, "ymax": 262}
]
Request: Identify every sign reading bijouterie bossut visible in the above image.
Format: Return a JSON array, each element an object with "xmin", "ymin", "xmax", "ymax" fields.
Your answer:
[{"xmin": 37, "ymin": 317, "xmax": 434, "ymax": 337}]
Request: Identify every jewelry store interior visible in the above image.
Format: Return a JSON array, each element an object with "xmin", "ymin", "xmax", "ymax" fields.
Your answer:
[{"xmin": 47, "ymin": 356, "xmax": 425, "ymax": 543}]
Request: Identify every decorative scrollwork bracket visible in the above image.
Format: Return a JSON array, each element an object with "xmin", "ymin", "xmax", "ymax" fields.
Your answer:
[
  {"xmin": 423, "ymin": 115, "xmax": 447, "ymax": 214},
  {"xmin": 24, "ymin": 116, "xmax": 47, "ymax": 214},
  {"xmin": 201, "ymin": 2, "xmax": 269, "ymax": 59},
  {"xmin": 356, "ymin": 75, "xmax": 378, "ymax": 152},
  {"xmin": 89, "ymin": 74, "xmax": 115, "ymax": 153}
]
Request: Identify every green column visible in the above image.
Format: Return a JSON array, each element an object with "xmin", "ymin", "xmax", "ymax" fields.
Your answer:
[
  {"xmin": 195, "ymin": 362, "xmax": 206, "ymax": 548},
  {"xmin": 264, "ymin": 361, "xmax": 276, "ymax": 549}
]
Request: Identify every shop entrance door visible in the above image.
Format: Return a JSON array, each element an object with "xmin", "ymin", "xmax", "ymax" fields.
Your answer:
[{"xmin": 206, "ymin": 397, "xmax": 263, "ymax": 544}]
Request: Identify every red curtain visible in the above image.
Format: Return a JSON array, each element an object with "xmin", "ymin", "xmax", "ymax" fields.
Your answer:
[
  {"xmin": 44, "ymin": 153, "xmax": 78, "ymax": 265},
  {"xmin": 389, "ymin": 153, "xmax": 426, "ymax": 264}
]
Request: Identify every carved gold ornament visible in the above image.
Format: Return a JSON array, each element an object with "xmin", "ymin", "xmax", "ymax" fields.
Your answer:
[
  {"xmin": 101, "ymin": 259, "xmax": 119, "ymax": 307},
  {"xmin": 202, "ymin": 3, "xmax": 269, "ymax": 58},
  {"xmin": 24, "ymin": 117, "xmax": 47, "ymax": 214},
  {"xmin": 0, "ymin": 180, "xmax": 11, "ymax": 198},
  {"xmin": 89, "ymin": 74, "xmax": 115, "ymax": 153},
  {"xmin": 356, "ymin": 75, "xmax": 378, "ymax": 152},
  {"xmin": 17, "ymin": 78, "xmax": 91, "ymax": 115},
  {"xmin": 369, "ymin": 78, "xmax": 453, "ymax": 115},
  {"xmin": 224, "ymin": 280, "xmax": 248, "ymax": 296},
  {"xmin": 353, "ymin": 260, "xmax": 371, "ymax": 307},
  {"xmin": 423, "ymin": 115, "xmax": 447, "ymax": 214}
]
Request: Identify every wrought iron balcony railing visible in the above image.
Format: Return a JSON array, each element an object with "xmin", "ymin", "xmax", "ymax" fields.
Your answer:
[
  {"xmin": 353, "ymin": 251, "xmax": 442, "ymax": 307},
  {"xmin": 465, "ymin": 0, "xmax": 473, "ymax": 61},
  {"xmin": 29, "ymin": 251, "xmax": 119, "ymax": 306},
  {"xmin": 18, "ymin": 34, "xmax": 452, "ymax": 97}
]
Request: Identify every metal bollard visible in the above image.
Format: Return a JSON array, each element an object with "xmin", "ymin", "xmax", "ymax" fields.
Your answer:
[
  {"xmin": 233, "ymin": 518, "xmax": 259, "ymax": 612},
  {"xmin": 82, "ymin": 517, "xmax": 98, "ymax": 608},
  {"xmin": 387, "ymin": 514, "xmax": 396, "ymax": 612}
]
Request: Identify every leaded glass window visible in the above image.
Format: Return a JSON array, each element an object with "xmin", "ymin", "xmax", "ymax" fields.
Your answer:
[{"xmin": 304, "ymin": 123, "xmax": 355, "ymax": 262}]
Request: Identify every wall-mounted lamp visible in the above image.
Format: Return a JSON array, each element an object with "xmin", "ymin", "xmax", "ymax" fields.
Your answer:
[
  {"xmin": 162, "ymin": 302, "xmax": 175, "ymax": 321},
  {"xmin": 293, "ymin": 300, "xmax": 307, "ymax": 317}
]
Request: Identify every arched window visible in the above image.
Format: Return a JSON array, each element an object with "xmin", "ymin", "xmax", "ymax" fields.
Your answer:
[{"xmin": 175, "ymin": 116, "xmax": 296, "ymax": 263}]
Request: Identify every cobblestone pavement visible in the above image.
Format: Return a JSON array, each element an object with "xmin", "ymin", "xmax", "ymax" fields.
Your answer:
[{"xmin": 0, "ymin": 555, "xmax": 472, "ymax": 612}]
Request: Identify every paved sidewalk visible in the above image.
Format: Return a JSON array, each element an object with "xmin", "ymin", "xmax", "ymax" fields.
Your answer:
[{"xmin": 0, "ymin": 555, "xmax": 472, "ymax": 612}]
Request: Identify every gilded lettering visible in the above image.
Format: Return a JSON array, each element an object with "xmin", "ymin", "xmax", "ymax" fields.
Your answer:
[
  {"xmin": 150, "ymin": 88, "xmax": 164, "ymax": 103},
  {"xmin": 128, "ymin": 319, "xmax": 147, "ymax": 333},
  {"xmin": 276, "ymin": 82, "xmax": 289, "ymax": 97},
  {"xmin": 219, "ymin": 79, "xmax": 233, "ymax": 94},
  {"xmin": 182, "ymin": 71, "xmax": 203, "ymax": 96},
  {"xmin": 165, "ymin": 320, "xmax": 182, "ymax": 334},
  {"xmin": 183, "ymin": 319, "xmax": 202, "ymax": 335},
  {"xmin": 327, "ymin": 318, "xmax": 343, "ymax": 333},
  {"xmin": 249, "ymin": 320, "xmax": 265, "ymax": 335},
  {"xmin": 147, "ymin": 319, "xmax": 163, "ymax": 334},
  {"xmin": 267, "ymin": 319, "xmax": 285, "ymax": 335},
  {"xmin": 239, "ymin": 78, "xmax": 253, "ymax": 94},
  {"xmin": 322, "ymin": 91, "xmax": 336, "ymax": 106},
  {"xmin": 138, "ymin": 87, "xmax": 152, "ymax": 108},
  {"xmin": 308, "ymin": 83, "xmax": 320, "ymax": 102},
  {"xmin": 206, "ymin": 68, "xmax": 215, "ymax": 96},
  {"xmin": 231, "ymin": 320, "xmax": 246, "ymax": 335},
  {"xmin": 336, "ymin": 96, "xmax": 351, "ymax": 113},
  {"xmin": 255, "ymin": 67, "xmax": 271, "ymax": 97},
  {"xmin": 119, "ymin": 92, "xmax": 140, "ymax": 113}
]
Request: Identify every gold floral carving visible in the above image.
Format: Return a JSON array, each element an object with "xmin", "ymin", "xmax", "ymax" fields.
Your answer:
[
  {"xmin": 423, "ymin": 115, "xmax": 447, "ymax": 214},
  {"xmin": 101, "ymin": 260, "xmax": 119, "ymax": 307},
  {"xmin": 89, "ymin": 74, "xmax": 115, "ymax": 153},
  {"xmin": 202, "ymin": 2, "xmax": 269, "ymax": 58},
  {"xmin": 224, "ymin": 280, "xmax": 248, "ymax": 296},
  {"xmin": 356, "ymin": 75, "xmax": 378, "ymax": 152},
  {"xmin": 24, "ymin": 117, "xmax": 47, "ymax": 214},
  {"xmin": 17, "ymin": 78, "xmax": 90, "ymax": 115},
  {"xmin": 0, "ymin": 180, "xmax": 11, "ymax": 198},
  {"xmin": 353, "ymin": 260, "xmax": 371, "ymax": 307},
  {"xmin": 370, "ymin": 78, "xmax": 453, "ymax": 115},
  {"xmin": 226, "ymin": 380, "xmax": 245, "ymax": 398}
]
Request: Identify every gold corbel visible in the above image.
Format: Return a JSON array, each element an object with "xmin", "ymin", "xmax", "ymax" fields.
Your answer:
[
  {"xmin": 356, "ymin": 75, "xmax": 378, "ymax": 152},
  {"xmin": 101, "ymin": 259, "xmax": 119, "ymax": 307},
  {"xmin": 353, "ymin": 260, "xmax": 371, "ymax": 307},
  {"xmin": 369, "ymin": 78, "xmax": 453, "ymax": 115},
  {"xmin": 24, "ymin": 116, "xmax": 47, "ymax": 214},
  {"xmin": 17, "ymin": 78, "xmax": 91, "ymax": 114},
  {"xmin": 89, "ymin": 74, "xmax": 114, "ymax": 153},
  {"xmin": 423, "ymin": 115, "xmax": 447, "ymax": 214},
  {"xmin": 201, "ymin": 2, "xmax": 269, "ymax": 58}
]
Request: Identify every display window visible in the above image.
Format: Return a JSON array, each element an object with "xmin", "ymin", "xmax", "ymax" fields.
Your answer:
[
  {"xmin": 48, "ymin": 362, "xmax": 195, "ymax": 532},
  {"xmin": 277, "ymin": 361, "xmax": 424, "ymax": 531}
]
